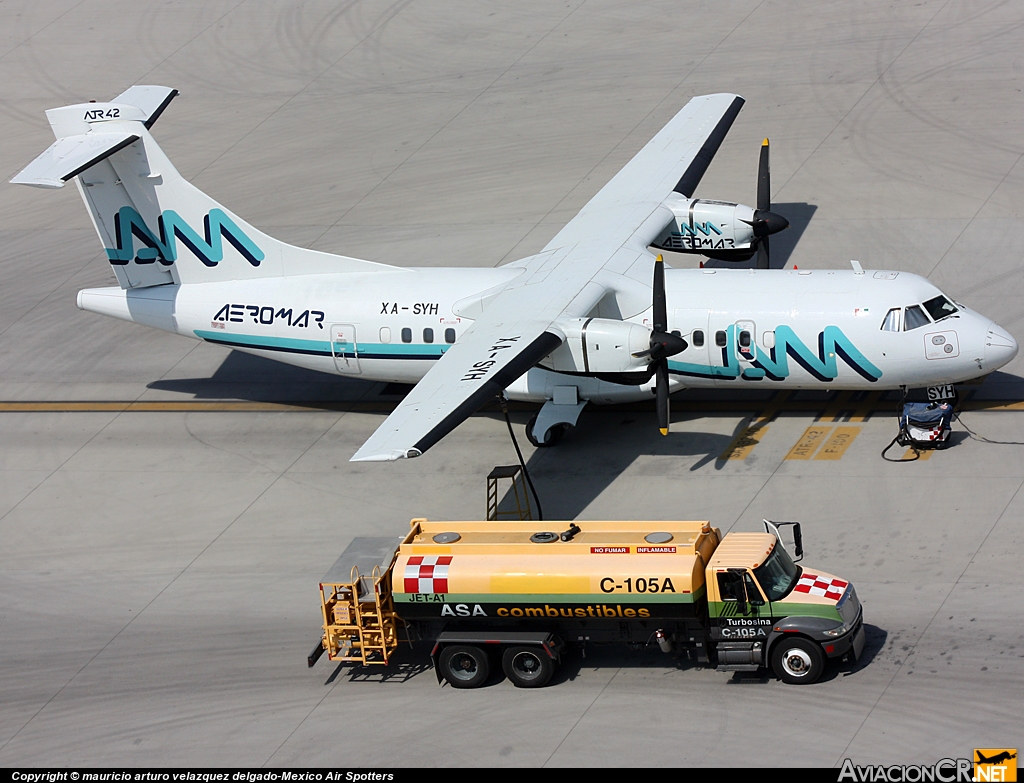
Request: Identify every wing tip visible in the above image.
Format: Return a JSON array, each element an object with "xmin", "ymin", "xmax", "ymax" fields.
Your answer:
[{"xmin": 350, "ymin": 447, "xmax": 421, "ymax": 463}]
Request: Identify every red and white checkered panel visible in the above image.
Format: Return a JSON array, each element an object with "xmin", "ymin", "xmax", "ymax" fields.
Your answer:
[
  {"xmin": 793, "ymin": 573, "xmax": 848, "ymax": 601},
  {"xmin": 403, "ymin": 555, "xmax": 452, "ymax": 594},
  {"xmin": 909, "ymin": 426, "xmax": 949, "ymax": 442}
]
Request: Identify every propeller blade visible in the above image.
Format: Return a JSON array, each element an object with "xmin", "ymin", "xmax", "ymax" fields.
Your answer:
[
  {"xmin": 757, "ymin": 137, "xmax": 771, "ymax": 213},
  {"xmin": 653, "ymin": 253, "xmax": 667, "ymax": 332},
  {"xmin": 656, "ymin": 360, "xmax": 670, "ymax": 435},
  {"xmin": 754, "ymin": 138, "xmax": 786, "ymax": 269}
]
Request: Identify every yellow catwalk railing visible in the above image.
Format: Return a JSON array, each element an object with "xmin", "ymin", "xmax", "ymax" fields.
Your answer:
[{"xmin": 320, "ymin": 564, "xmax": 399, "ymax": 666}]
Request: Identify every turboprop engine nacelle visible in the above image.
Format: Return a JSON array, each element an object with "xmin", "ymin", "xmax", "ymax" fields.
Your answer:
[
  {"xmin": 651, "ymin": 198, "xmax": 757, "ymax": 259},
  {"xmin": 542, "ymin": 318, "xmax": 652, "ymax": 375}
]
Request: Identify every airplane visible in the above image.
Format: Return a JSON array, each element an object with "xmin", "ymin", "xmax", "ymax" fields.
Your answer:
[
  {"xmin": 976, "ymin": 751, "xmax": 1016, "ymax": 765},
  {"xmin": 11, "ymin": 87, "xmax": 1018, "ymax": 461}
]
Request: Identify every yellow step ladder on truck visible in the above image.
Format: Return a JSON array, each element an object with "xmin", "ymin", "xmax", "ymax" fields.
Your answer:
[{"xmin": 310, "ymin": 537, "xmax": 403, "ymax": 666}]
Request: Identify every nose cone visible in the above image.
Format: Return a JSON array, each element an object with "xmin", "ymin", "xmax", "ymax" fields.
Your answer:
[
  {"xmin": 753, "ymin": 209, "xmax": 790, "ymax": 237},
  {"xmin": 985, "ymin": 322, "xmax": 1018, "ymax": 369}
]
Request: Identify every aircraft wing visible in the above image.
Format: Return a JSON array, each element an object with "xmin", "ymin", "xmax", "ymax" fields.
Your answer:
[
  {"xmin": 541, "ymin": 93, "xmax": 744, "ymax": 252},
  {"xmin": 350, "ymin": 265, "xmax": 612, "ymax": 461},
  {"xmin": 350, "ymin": 93, "xmax": 744, "ymax": 461}
]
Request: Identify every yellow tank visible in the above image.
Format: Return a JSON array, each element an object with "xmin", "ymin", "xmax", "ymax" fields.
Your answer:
[{"xmin": 392, "ymin": 518, "xmax": 721, "ymax": 621}]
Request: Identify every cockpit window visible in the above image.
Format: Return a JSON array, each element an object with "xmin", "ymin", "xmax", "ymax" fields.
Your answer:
[
  {"xmin": 904, "ymin": 305, "xmax": 930, "ymax": 331},
  {"xmin": 923, "ymin": 295, "xmax": 958, "ymax": 322},
  {"xmin": 881, "ymin": 308, "xmax": 901, "ymax": 332}
]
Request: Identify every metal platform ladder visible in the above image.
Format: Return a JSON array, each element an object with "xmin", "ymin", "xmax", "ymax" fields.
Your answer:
[
  {"xmin": 320, "ymin": 565, "xmax": 399, "ymax": 665},
  {"xmin": 486, "ymin": 464, "xmax": 533, "ymax": 521}
]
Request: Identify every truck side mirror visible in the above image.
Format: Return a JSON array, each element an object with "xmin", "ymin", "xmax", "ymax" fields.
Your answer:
[{"xmin": 763, "ymin": 519, "xmax": 804, "ymax": 562}]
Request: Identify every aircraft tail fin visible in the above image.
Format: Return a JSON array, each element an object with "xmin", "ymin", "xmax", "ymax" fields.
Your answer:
[{"xmin": 11, "ymin": 86, "xmax": 396, "ymax": 289}]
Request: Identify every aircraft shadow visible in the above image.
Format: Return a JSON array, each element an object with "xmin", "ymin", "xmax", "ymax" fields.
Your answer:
[
  {"xmin": 148, "ymin": 350, "xmax": 384, "ymax": 403},
  {"xmin": 700, "ymin": 202, "xmax": 817, "ymax": 270},
  {"xmin": 488, "ymin": 408, "xmax": 737, "ymax": 521}
]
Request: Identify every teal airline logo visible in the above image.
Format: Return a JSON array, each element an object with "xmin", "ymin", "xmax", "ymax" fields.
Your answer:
[
  {"xmin": 670, "ymin": 324, "xmax": 882, "ymax": 383},
  {"xmin": 665, "ymin": 221, "xmax": 733, "ymax": 252},
  {"xmin": 674, "ymin": 221, "xmax": 722, "ymax": 237},
  {"xmin": 105, "ymin": 206, "xmax": 264, "ymax": 267}
]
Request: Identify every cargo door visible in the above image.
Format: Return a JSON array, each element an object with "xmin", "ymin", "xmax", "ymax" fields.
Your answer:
[
  {"xmin": 706, "ymin": 315, "xmax": 737, "ymax": 387},
  {"xmin": 672, "ymin": 308, "xmax": 711, "ymax": 383},
  {"xmin": 331, "ymin": 324, "xmax": 360, "ymax": 375},
  {"xmin": 734, "ymin": 320, "xmax": 756, "ymax": 366},
  {"xmin": 730, "ymin": 319, "xmax": 761, "ymax": 382}
]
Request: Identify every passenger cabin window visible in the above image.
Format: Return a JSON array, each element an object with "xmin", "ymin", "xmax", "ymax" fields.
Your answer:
[
  {"xmin": 738, "ymin": 330, "xmax": 752, "ymax": 349},
  {"xmin": 401, "ymin": 327, "xmax": 412, "ymax": 343},
  {"xmin": 379, "ymin": 327, "xmax": 391, "ymax": 343},
  {"xmin": 904, "ymin": 305, "xmax": 930, "ymax": 331},
  {"xmin": 423, "ymin": 328, "xmax": 434, "ymax": 343},
  {"xmin": 445, "ymin": 328, "xmax": 456, "ymax": 344},
  {"xmin": 923, "ymin": 295, "xmax": 958, "ymax": 322},
  {"xmin": 881, "ymin": 308, "xmax": 901, "ymax": 332},
  {"xmin": 692, "ymin": 330, "xmax": 705, "ymax": 348},
  {"xmin": 715, "ymin": 330, "xmax": 727, "ymax": 347}
]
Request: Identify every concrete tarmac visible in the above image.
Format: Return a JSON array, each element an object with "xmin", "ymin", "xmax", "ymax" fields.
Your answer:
[{"xmin": 1, "ymin": 0, "xmax": 1022, "ymax": 768}]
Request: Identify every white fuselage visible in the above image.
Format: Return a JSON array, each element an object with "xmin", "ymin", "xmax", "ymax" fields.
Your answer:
[{"xmin": 78, "ymin": 266, "xmax": 1018, "ymax": 404}]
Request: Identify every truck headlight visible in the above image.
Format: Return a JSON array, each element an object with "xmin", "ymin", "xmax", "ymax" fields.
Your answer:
[{"xmin": 824, "ymin": 623, "xmax": 850, "ymax": 637}]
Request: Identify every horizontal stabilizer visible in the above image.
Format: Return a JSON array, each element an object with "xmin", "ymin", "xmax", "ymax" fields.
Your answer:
[
  {"xmin": 111, "ymin": 86, "xmax": 178, "ymax": 129},
  {"xmin": 10, "ymin": 132, "xmax": 140, "ymax": 189}
]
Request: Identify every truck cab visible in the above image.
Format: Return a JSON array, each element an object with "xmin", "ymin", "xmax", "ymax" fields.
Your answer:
[{"xmin": 707, "ymin": 532, "xmax": 865, "ymax": 683}]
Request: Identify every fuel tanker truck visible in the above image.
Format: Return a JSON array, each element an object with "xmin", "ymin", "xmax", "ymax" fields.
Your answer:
[{"xmin": 313, "ymin": 518, "xmax": 865, "ymax": 688}]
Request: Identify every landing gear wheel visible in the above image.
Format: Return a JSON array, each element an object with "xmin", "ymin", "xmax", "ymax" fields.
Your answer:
[
  {"xmin": 770, "ymin": 637, "xmax": 825, "ymax": 684},
  {"xmin": 502, "ymin": 646, "xmax": 554, "ymax": 688},
  {"xmin": 439, "ymin": 645, "xmax": 490, "ymax": 689},
  {"xmin": 526, "ymin": 415, "xmax": 567, "ymax": 448}
]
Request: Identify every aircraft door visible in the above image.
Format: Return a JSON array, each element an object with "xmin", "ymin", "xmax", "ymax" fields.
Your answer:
[{"xmin": 330, "ymin": 324, "xmax": 361, "ymax": 375}]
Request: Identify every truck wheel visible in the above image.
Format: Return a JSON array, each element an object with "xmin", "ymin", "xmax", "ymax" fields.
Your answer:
[
  {"xmin": 771, "ymin": 637, "xmax": 824, "ymax": 684},
  {"xmin": 502, "ymin": 646, "xmax": 554, "ymax": 688},
  {"xmin": 439, "ymin": 645, "xmax": 490, "ymax": 689}
]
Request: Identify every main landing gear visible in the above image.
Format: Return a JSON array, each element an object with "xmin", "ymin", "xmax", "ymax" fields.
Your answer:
[{"xmin": 526, "ymin": 388, "xmax": 587, "ymax": 447}]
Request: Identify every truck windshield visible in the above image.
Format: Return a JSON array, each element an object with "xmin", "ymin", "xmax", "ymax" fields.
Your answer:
[{"xmin": 753, "ymin": 544, "xmax": 801, "ymax": 602}]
